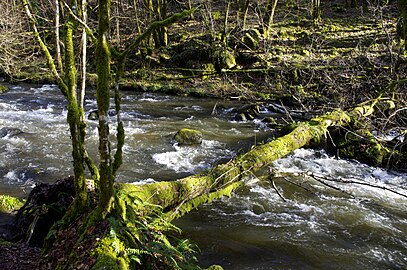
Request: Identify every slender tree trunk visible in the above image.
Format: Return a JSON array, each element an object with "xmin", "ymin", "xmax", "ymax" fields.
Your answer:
[
  {"xmin": 80, "ymin": 0, "xmax": 87, "ymax": 113},
  {"xmin": 311, "ymin": 0, "xmax": 321, "ymax": 20},
  {"xmin": 400, "ymin": 0, "xmax": 407, "ymax": 50},
  {"xmin": 55, "ymin": 0, "xmax": 63, "ymax": 72},
  {"xmin": 264, "ymin": 0, "xmax": 278, "ymax": 39},
  {"xmin": 64, "ymin": 5, "xmax": 88, "ymax": 211},
  {"xmin": 21, "ymin": 0, "xmax": 88, "ymax": 212},
  {"xmin": 96, "ymin": 0, "xmax": 114, "ymax": 217}
]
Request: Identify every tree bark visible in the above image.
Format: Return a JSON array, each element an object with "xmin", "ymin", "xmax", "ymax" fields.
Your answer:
[
  {"xmin": 95, "ymin": 0, "xmax": 114, "ymax": 218},
  {"xmin": 64, "ymin": 1, "xmax": 89, "ymax": 212}
]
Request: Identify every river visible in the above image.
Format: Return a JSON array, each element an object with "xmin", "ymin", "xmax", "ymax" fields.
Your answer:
[{"xmin": 1, "ymin": 83, "xmax": 406, "ymax": 269}]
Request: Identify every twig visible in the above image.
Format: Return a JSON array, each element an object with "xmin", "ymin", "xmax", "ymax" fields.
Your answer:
[
  {"xmin": 269, "ymin": 178, "xmax": 287, "ymax": 202},
  {"xmin": 308, "ymin": 172, "xmax": 407, "ymax": 199},
  {"xmin": 280, "ymin": 176, "xmax": 316, "ymax": 195},
  {"xmin": 308, "ymin": 173, "xmax": 355, "ymax": 198}
]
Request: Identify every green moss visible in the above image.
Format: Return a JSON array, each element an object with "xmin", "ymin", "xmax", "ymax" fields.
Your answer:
[
  {"xmin": 0, "ymin": 237, "xmax": 12, "ymax": 246},
  {"xmin": 92, "ymin": 234, "xmax": 129, "ymax": 270},
  {"xmin": 206, "ymin": 265, "xmax": 224, "ymax": 270},
  {"xmin": 336, "ymin": 129, "xmax": 390, "ymax": 166},
  {"xmin": 0, "ymin": 195, "xmax": 24, "ymax": 213},
  {"xmin": 0, "ymin": 85, "xmax": 9, "ymax": 94},
  {"xmin": 174, "ymin": 128, "xmax": 203, "ymax": 145}
]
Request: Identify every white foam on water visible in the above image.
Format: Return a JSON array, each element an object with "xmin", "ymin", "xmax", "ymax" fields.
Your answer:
[
  {"xmin": 130, "ymin": 178, "xmax": 157, "ymax": 185},
  {"xmin": 3, "ymin": 136, "xmax": 30, "ymax": 152},
  {"xmin": 138, "ymin": 97, "xmax": 163, "ymax": 102},
  {"xmin": 4, "ymin": 170, "xmax": 21, "ymax": 184},
  {"xmin": 0, "ymin": 102, "xmax": 18, "ymax": 111},
  {"xmin": 174, "ymin": 105, "xmax": 204, "ymax": 111},
  {"xmin": 31, "ymin": 84, "xmax": 58, "ymax": 94},
  {"xmin": 152, "ymin": 140, "xmax": 231, "ymax": 173}
]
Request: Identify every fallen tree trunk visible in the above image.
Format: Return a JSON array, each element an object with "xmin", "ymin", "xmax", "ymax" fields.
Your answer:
[{"xmin": 117, "ymin": 99, "xmax": 387, "ymax": 220}]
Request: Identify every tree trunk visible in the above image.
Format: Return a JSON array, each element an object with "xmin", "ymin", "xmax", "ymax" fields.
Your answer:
[
  {"xmin": 400, "ymin": 0, "xmax": 407, "ymax": 50},
  {"xmin": 64, "ymin": 3, "xmax": 88, "ymax": 212},
  {"xmin": 95, "ymin": 0, "xmax": 114, "ymax": 218},
  {"xmin": 264, "ymin": 0, "xmax": 278, "ymax": 39},
  {"xmin": 54, "ymin": 0, "xmax": 63, "ymax": 72},
  {"xmin": 117, "ymin": 101, "xmax": 380, "ymax": 220},
  {"xmin": 311, "ymin": 0, "xmax": 321, "ymax": 20}
]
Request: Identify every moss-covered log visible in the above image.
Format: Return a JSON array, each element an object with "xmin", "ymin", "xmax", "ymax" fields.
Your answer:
[{"xmin": 117, "ymin": 100, "xmax": 381, "ymax": 219}]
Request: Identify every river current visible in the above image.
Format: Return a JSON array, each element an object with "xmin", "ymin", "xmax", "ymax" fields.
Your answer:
[{"xmin": 0, "ymin": 84, "xmax": 406, "ymax": 269}]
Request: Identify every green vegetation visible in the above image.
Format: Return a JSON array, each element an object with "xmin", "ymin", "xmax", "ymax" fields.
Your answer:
[
  {"xmin": 0, "ymin": 195, "xmax": 24, "ymax": 213},
  {"xmin": 0, "ymin": 85, "xmax": 8, "ymax": 94},
  {"xmin": 174, "ymin": 128, "xmax": 203, "ymax": 145}
]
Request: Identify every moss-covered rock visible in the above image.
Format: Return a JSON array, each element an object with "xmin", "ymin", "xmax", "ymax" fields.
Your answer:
[
  {"xmin": 0, "ymin": 195, "xmax": 24, "ymax": 213},
  {"xmin": 242, "ymin": 29, "xmax": 262, "ymax": 49},
  {"xmin": 213, "ymin": 47, "xmax": 236, "ymax": 71},
  {"xmin": 206, "ymin": 265, "xmax": 224, "ymax": 270},
  {"xmin": 234, "ymin": 104, "xmax": 261, "ymax": 121},
  {"xmin": 0, "ymin": 85, "xmax": 9, "ymax": 94},
  {"xmin": 335, "ymin": 129, "xmax": 390, "ymax": 166},
  {"xmin": 174, "ymin": 128, "xmax": 203, "ymax": 145}
]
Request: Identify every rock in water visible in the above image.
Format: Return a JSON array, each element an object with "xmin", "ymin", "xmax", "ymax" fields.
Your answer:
[
  {"xmin": 0, "ymin": 127, "xmax": 24, "ymax": 138},
  {"xmin": 88, "ymin": 110, "xmax": 99, "ymax": 120},
  {"xmin": 174, "ymin": 128, "xmax": 203, "ymax": 145}
]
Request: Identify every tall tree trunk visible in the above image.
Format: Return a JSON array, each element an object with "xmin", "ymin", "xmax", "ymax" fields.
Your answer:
[
  {"xmin": 64, "ymin": 4, "xmax": 88, "ymax": 211},
  {"xmin": 80, "ymin": 0, "xmax": 87, "ymax": 112},
  {"xmin": 96, "ymin": 0, "xmax": 114, "ymax": 217},
  {"xmin": 21, "ymin": 0, "xmax": 89, "ymax": 213},
  {"xmin": 55, "ymin": 0, "xmax": 63, "ymax": 71},
  {"xmin": 311, "ymin": 0, "xmax": 321, "ymax": 20}
]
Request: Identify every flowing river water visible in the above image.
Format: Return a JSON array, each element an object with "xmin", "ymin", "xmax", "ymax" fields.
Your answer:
[{"xmin": 0, "ymin": 84, "xmax": 406, "ymax": 269}]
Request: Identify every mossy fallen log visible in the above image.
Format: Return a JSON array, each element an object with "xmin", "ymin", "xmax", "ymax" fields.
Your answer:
[{"xmin": 117, "ymin": 100, "xmax": 383, "ymax": 220}]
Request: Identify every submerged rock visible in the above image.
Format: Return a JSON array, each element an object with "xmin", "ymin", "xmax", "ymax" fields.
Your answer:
[
  {"xmin": 88, "ymin": 110, "xmax": 99, "ymax": 120},
  {"xmin": 0, "ymin": 127, "xmax": 24, "ymax": 138},
  {"xmin": 234, "ymin": 104, "xmax": 261, "ymax": 121},
  {"xmin": 174, "ymin": 128, "xmax": 203, "ymax": 145},
  {"xmin": 88, "ymin": 109, "xmax": 116, "ymax": 120}
]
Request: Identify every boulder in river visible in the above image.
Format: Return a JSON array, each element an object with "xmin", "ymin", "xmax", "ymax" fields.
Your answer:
[
  {"xmin": 0, "ymin": 127, "xmax": 24, "ymax": 138},
  {"xmin": 174, "ymin": 128, "xmax": 203, "ymax": 146}
]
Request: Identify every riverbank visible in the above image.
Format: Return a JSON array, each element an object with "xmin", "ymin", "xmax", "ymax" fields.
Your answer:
[{"xmin": 1, "ymin": 1, "xmax": 406, "ymax": 107}]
